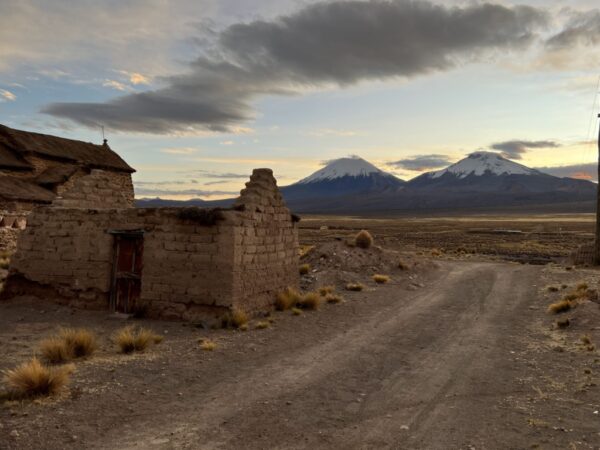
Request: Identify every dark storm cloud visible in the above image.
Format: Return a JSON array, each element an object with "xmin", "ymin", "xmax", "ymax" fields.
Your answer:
[
  {"xmin": 42, "ymin": 0, "xmax": 548, "ymax": 134},
  {"xmin": 536, "ymin": 163, "xmax": 597, "ymax": 181},
  {"xmin": 388, "ymin": 154, "xmax": 453, "ymax": 171},
  {"xmin": 490, "ymin": 140, "xmax": 560, "ymax": 160},
  {"xmin": 546, "ymin": 10, "xmax": 600, "ymax": 49}
]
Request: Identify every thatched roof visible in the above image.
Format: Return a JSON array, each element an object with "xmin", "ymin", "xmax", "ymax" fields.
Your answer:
[
  {"xmin": 0, "ymin": 176, "xmax": 55, "ymax": 203},
  {"xmin": 0, "ymin": 124, "xmax": 135, "ymax": 173}
]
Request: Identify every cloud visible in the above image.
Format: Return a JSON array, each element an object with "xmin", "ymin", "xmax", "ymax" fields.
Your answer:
[
  {"xmin": 103, "ymin": 80, "xmax": 131, "ymax": 92},
  {"xmin": 220, "ymin": 140, "xmax": 234, "ymax": 146},
  {"xmin": 193, "ymin": 170, "xmax": 249, "ymax": 179},
  {"xmin": 388, "ymin": 154, "xmax": 453, "ymax": 171},
  {"xmin": 203, "ymin": 180, "xmax": 230, "ymax": 186},
  {"xmin": 490, "ymin": 140, "xmax": 560, "ymax": 160},
  {"xmin": 0, "ymin": 89, "xmax": 16, "ymax": 102},
  {"xmin": 537, "ymin": 163, "xmax": 597, "ymax": 181},
  {"xmin": 160, "ymin": 147, "xmax": 199, "ymax": 155},
  {"xmin": 42, "ymin": 0, "xmax": 548, "ymax": 134},
  {"xmin": 128, "ymin": 72, "xmax": 151, "ymax": 85},
  {"xmin": 546, "ymin": 10, "xmax": 600, "ymax": 50},
  {"xmin": 309, "ymin": 128, "xmax": 361, "ymax": 138}
]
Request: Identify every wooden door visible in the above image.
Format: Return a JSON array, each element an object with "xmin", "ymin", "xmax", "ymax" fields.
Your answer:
[{"xmin": 110, "ymin": 234, "xmax": 143, "ymax": 314}]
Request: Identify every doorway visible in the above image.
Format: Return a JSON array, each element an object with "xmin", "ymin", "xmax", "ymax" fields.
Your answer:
[{"xmin": 110, "ymin": 232, "xmax": 144, "ymax": 314}]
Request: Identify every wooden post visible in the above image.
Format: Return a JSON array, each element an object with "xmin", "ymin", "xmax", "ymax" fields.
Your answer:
[{"xmin": 596, "ymin": 114, "xmax": 600, "ymax": 265}]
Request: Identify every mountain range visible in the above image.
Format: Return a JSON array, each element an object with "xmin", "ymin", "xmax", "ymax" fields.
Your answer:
[{"xmin": 136, "ymin": 152, "xmax": 597, "ymax": 214}]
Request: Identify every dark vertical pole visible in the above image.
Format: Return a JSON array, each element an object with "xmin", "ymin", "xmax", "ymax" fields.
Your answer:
[{"xmin": 596, "ymin": 114, "xmax": 600, "ymax": 265}]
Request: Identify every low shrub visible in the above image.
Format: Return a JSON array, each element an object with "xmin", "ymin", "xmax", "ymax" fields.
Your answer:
[
  {"xmin": 299, "ymin": 264, "xmax": 311, "ymax": 275},
  {"xmin": 115, "ymin": 326, "xmax": 163, "ymax": 354},
  {"xmin": 325, "ymin": 293, "xmax": 343, "ymax": 304},
  {"xmin": 354, "ymin": 230, "xmax": 373, "ymax": 249},
  {"xmin": 318, "ymin": 286, "xmax": 335, "ymax": 296},
  {"xmin": 373, "ymin": 274, "xmax": 390, "ymax": 284},
  {"xmin": 255, "ymin": 321, "xmax": 270, "ymax": 329},
  {"xmin": 298, "ymin": 292, "xmax": 321, "ymax": 310},
  {"xmin": 276, "ymin": 287, "xmax": 301, "ymax": 311},
  {"xmin": 3, "ymin": 357, "xmax": 72, "ymax": 399},
  {"xmin": 345, "ymin": 283, "xmax": 364, "ymax": 292},
  {"xmin": 199, "ymin": 339, "xmax": 216, "ymax": 351},
  {"xmin": 548, "ymin": 299, "xmax": 574, "ymax": 314}
]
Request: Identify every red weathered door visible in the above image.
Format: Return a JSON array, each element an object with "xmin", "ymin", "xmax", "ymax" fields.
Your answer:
[{"xmin": 110, "ymin": 234, "xmax": 143, "ymax": 314}]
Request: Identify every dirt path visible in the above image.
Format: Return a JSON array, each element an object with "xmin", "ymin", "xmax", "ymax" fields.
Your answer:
[
  {"xmin": 98, "ymin": 261, "xmax": 542, "ymax": 449},
  {"xmin": 3, "ymin": 260, "xmax": 600, "ymax": 449}
]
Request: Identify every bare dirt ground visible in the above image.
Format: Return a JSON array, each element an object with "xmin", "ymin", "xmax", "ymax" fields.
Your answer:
[{"xmin": 2, "ymin": 215, "xmax": 600, "ymax": 449}]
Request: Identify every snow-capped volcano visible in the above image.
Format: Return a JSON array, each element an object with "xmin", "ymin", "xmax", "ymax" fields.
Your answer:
[
  {"xmin": 281, "ymin": 156, "xmax": 404, "ymax": 203},
  {"xmin": 430, "ymin": 152, "xmax": 538, "ymax": 179},
  {"xmin": 298, "ymin": 156, "xmax": 394, "ymax": 183}
]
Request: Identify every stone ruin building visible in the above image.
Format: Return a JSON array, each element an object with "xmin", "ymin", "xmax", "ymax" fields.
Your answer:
[
  {"xmin": 0, "ymin": 123, "xmax": 135, "ymax": 252},
  {"xmin": 2, "ymin": 163, "xmax": 300, "ymax": 321}
]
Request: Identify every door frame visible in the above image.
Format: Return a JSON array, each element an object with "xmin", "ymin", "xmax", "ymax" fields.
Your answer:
[{"xmin": 108, "ymin": 230, "xmax": 145, "ymax": 313}]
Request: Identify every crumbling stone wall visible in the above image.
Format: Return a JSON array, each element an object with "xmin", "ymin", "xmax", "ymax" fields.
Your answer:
[
  {"xmin": 3, "ymin": 169, "xmax": 299, "ymax": 321},
  {"xmin": 53, "ymin": 169, "xmax": 134, "ymax": 209}
]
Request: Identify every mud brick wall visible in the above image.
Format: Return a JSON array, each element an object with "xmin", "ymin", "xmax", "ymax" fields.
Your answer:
[
  {"xmin": 231, "ymin": 168, "xmax": 299, "ymax": 312},
  {"xmin": 3, "ymin": 168, "xmax": 299, "ymax": 321},
  {"xmin": 53, "ymin": 169, "xmax": 134, "ymax": 209}
]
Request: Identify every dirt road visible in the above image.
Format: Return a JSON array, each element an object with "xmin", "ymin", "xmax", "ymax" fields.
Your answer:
[{"xmin": 3, "ymin": 260, "xmax": 600, "ymax": 449}]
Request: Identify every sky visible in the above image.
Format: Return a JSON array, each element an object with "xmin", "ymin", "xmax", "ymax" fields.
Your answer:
[{"xmin": 1, "ymin": 0, "xmax": 600, "ymax": 199}]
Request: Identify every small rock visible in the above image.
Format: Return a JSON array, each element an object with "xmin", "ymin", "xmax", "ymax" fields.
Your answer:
[{"xmin": 10, "ymin": 430, "xmax": 19, "ymax": 438}]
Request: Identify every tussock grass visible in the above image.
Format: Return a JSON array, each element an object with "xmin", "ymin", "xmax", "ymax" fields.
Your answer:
[
  {"xmin": 431, "ymin": 248, "xmax": 442, "ymax": 257},
  {"xmin": 59, "ymin": 328, "xmax": 97, "ymax": 359},
  {"xmin": 255, "ymin": 321, "xmax": 270, "ymax": 329},
  {"xmin": 581, "ymin": 335, "xmax": 593, "ymax": 345},
  {"xmin": 398, "ymin": 261, "xmax": 409, "ymax": 271},
  {"xmin": 3, "ymin": 358, "xmax": 72, "ymax": 399},
  {"xmin": 318, "ymin": 286, "xmax": 335, "ymax": 296},
  {"xmin": 239, "ymin": 323, "xmax": 249, "ymax": 331},
  {"xmin": 325, "ymin": 293, "xmax": 343, "ymax": 304},
  {"xmin": 372, "ymin": 274, "xmax": 390, "ymax": 284},
  {"xmin": 199, "ymin": 339, "xmax": 216, "ymax": 351},
  {"xmin": 547, "ymin": 286, "xmax": 559, "ymax": 292},
  {"xmin": 222, "ymin": 309, "xmax": 249, "ymax": 329},
  {"xmin": 345, "ymin": 282, "xmax": 364, "ymax": 292},
  {"xmin": 276, "ymin": 287, "xmax": 301, "ymax": 311},
  {"xmin": 298, "ymin": 292, "xmax": 321, "ymax": 310},
  {"xmin": 40, "ymin": 337, "xmax": 71, "ymax": 364},
  {"xmin": 299, "ymin": 264, "xmax": 311, "ymax": 275},
  {"xmin": 577, "ymin": 282, "xmax": 589, "ymax": 291},
  {"xmin": 556, "ymin": 318, "xmax": 570, "ymax": 329},
  {"xmin": 547, "ymin": 299, "xmax": 574, "ymax": 314},
  {"xmin": 354, "ymin": 230, "xmax": 373, "ymax": 249},
  {"xmin": 291, "ymin": 307, "xmax": 303, "ymax": 316},
  {"xmin": 115, "ymin": 326, "xmax": 163, "ymax": 354}
]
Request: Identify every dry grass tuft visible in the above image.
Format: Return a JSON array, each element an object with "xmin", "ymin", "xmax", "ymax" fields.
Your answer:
[
  {"xmin": 276, "ymin": 287, "xmax": 301, "ymax": 311},
  {"xmin": 318, "ymin": 286, "xmax": 335, "ymax": 296},
  {"xmin": 39, "ymin": 337, "xmax": 71, "ymax": 364},
  {"xmin": 345, "ymin": 282, "xmax": 364, "ymax": 292},
  {"xmin": 115, "ymin": 326, "xmax": 162, "ymax": 354},
  {"xmin": 556, "ymin": 318, "xmax": 570, "ymax": 329},
  {"xmin": 372, "ymin": 274, "xmax": 390, "ymax": 284},
  {"xmin": 299, "ymin": 263, "xmax": 311, "ymax": 275},
  {"xmin": 239, "ymin": 323, "xmax": 249, "ymax": 331},
  {"xmin": 299, "ymin": 292, "xmax": 321, "ymax": 310},
  {"xmin": 231, "ymin": 309, "xmax": 248, "ymax": 328},
  {"xmin": 577, "ymin": 282, "xmax": 589, "ymax": 291},
  {"xmin": 255, "ymin": 321, "xmax": 270, "ymax": 329},
  {"xmin": 547, "ymin": 286, "xmax": 559, "ymax": 292},
  {"xmin": 547, "ymin": 299, "xmax": 574, "ymax": 314},
  {"xmin": 3, "ymin": 358, "xmax": 72, "ymax": 399},
  {"xmin": 59, "ymin": 328, "xmax": 97, "ymax": 359},
  {"xmin": 431, "ymin": 248, "xmax": 442, "ymax": 257},
  {"xmin": 291, "ymin": 307, "xmax": 303, "ymax": 316},
  {"xmin": 325, "ymin": 293, "xmax": 343, "ymax": 304},
  {"xmin": 398, "ymin": 261, "xmax": 409, "ymax": 271},
  {"xmin": 199, "ymin": 339, "xmax": 217, "ymax": 351},
  {"xmin": 581, "ymin": 335, "xmax": 593, "ymax": 345},
  {"xmin": 354, "ymin": 230, "xmax": 373, "ymax": 249}
]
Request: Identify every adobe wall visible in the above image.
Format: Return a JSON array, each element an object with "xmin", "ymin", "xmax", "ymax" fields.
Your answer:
[
  {"xmin": 2, "ymin": 168, "xmax": 299, "ymax": 321},
  {"xmin": 231, "ymin": 169, "xmax": 299, "ymax": 312},
  {"xmin": 3, "ymin": 207, "xmax": 237, "ymax": 321},
  {"xmin": 53, "ymin": 169, "xmax": 134, "ymax": 209}
]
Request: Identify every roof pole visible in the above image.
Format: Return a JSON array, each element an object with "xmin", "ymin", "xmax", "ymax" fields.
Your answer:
[{"xmin": 595, "ymin": 113, "xmax": 600, "ymax": 265}]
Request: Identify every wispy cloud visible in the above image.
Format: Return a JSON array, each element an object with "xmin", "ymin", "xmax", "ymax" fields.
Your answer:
[
  {"xmin": 42, "ymin": 0, "xmax": 548, "ymax": 134},
  {"xmin": 134, "ymin": 187, "xmax": 238, "ymax": 198},
  {"xmin": 388, "ymin": 154, "xmax": 454, "ymax": 171},
  {"xmin": 537, "ymin": 163, "xmax": 597, "ymax": 181},
  {"xmin": 103, "ymin": 80, "xmax": 131, "ymax": 92},
  {"xmin": 160, "ymin": 147, "xmax": 199, "ymax": 155},
  {"xmin": 309, "ymin": 128, "xmax": 361, "ymax": 138},
  {"xmin": 0, "ymin": 89, "xmax": 16, "ymax": 102},
  {"xmin": 490, "ymin": 140, "xmax": 560, "ymax": 160}
]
